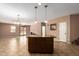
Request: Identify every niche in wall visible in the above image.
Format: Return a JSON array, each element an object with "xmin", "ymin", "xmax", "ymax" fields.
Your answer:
[
  {"xmin": 41, "ymin": 22, "xmax": 46, "ymax": 37},
  {"xmin": 50, "ymin": 24, "xmax": 57, "ymax": 30}
]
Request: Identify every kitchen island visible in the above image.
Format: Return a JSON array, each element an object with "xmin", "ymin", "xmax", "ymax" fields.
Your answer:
[{"xmin": 28, "ymin": 36, "xmax": 55, "ymax": 53}]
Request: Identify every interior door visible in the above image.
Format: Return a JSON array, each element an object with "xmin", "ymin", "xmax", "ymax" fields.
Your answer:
[{"xmin": 59, "ymin": 22, "xmax": 67, "ymax": 42}]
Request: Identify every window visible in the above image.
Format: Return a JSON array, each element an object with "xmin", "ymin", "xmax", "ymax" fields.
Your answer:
[{"xmin": 10, "ymin": 26, "xmax": 16, "ymax": 33}]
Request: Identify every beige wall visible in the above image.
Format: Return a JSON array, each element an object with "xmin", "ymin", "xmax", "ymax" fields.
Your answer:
[
  {"xmin": 70, "ymin": 14, "xmax": 79, "ymax": 42},
  {"xmin": 30, "ymin": 22, "xmax": 41, "ymax": 36},
  {"xmin": 47, "ymin": 14, "xmax": 79, "ymax": 42},
  {"xmin": 0, "ymin": 23, "xmax": 30, "ymax": 38},
  {"xmin": 26, "ymin": 25, "xmax": 30, "ymax": 36},
  {"xmin": 47, "ymin": 16, "xmax": 70, "ymax": 42},
  {"xmin": 30, "ymin": 14, "xmax": 79, "ymax": 43},
  {"xmin": 30, "ymin": 16, "xmax": 70, "ymax": 42},
  {"xmin": 0, "ymin": 24, "xmax": 1, "ymax": 37},
  {"xmin": 0, "ymin": 23, "xmax": 19, "ymax": 38}
]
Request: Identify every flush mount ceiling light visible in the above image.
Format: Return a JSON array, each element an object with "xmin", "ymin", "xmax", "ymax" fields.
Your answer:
[
  {"xmin": 44, "ymin": 5, "xmax": 48, "ymax": 23},
  {"xmin": 34, "ymin": 6, "xmax": 38, "ymax": 24},
  {"xmin": 38, "ymin": 3, "xmax": 41, "ymax": 6}
]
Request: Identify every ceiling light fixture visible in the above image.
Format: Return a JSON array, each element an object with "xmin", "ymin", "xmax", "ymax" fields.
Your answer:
[
  {"xmin": 44, "ymin": 5, "xmax": 48, "ymax": 23},
  {"xmin": 44, "ymin": 20, "xmax": 47, "ymax": 23},
  {"xmin": 34, "ymin": 20, "xmax": 38, "ymax": 23},
  {"xmin": 34, "ymin": 6, "xmax": 38, "ymax": 24},
  {"xmin": 38, "ymin": 3, "xmax": 41, "ymax": 5}
]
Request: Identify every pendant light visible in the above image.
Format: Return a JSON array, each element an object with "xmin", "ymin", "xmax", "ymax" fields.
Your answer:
[
  {"xmin": 44, "ymin": 5, "xmax": 48, "ymax": 23},
  {"xmin": 34, "ymin": 6, "xmax": 38, "ymax": 23}
]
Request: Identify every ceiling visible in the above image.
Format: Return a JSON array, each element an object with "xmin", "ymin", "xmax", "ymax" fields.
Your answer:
[{"xmin": 0, "ymin": 3, "xmax": 79, "ymax": 25}]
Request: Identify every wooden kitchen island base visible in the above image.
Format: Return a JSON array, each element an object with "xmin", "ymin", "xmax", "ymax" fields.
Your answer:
[{"xmin": 28, "ymin": 37, "xmax": 54, "ymax": 53}]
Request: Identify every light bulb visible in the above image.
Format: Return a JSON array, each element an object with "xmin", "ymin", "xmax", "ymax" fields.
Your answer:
[
  {"xmin": 35, "ymin": 21, "xmax": 37, "ymax": 23},
  {"xmin": 44, "ymin": 20, "xmax": 47, "ymax": 23}
]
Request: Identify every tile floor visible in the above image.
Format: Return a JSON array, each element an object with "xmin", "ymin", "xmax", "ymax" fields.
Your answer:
[{"xmin": 0, "ymin": 36, "xmax": 79, "ymax": 56}]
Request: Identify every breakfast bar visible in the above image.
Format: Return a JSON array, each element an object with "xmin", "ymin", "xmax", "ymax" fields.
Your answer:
[{"xmin": 28, "ymin": 36, "xmax": 54, "ymax": 53}]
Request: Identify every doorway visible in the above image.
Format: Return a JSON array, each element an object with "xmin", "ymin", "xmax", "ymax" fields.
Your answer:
[
  {"xmin": 42, "ymin": 26, "xmax": 46, "ymax": 37},
  {"xmin": 20, "ymin": 26, "xmax": 26, "ymax": 36},
  {"xmin": 41, "ymin": 22, "xmax": 46, "ymax": 37},
  {"xmin": 59, "ymin": 22, "xmax": 67, "ymax": 42}
]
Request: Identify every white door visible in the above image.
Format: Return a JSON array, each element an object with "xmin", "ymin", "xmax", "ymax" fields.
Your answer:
[{"xmin": 59, "ymin": 22, "xmax": 67, "ymax": 42}]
